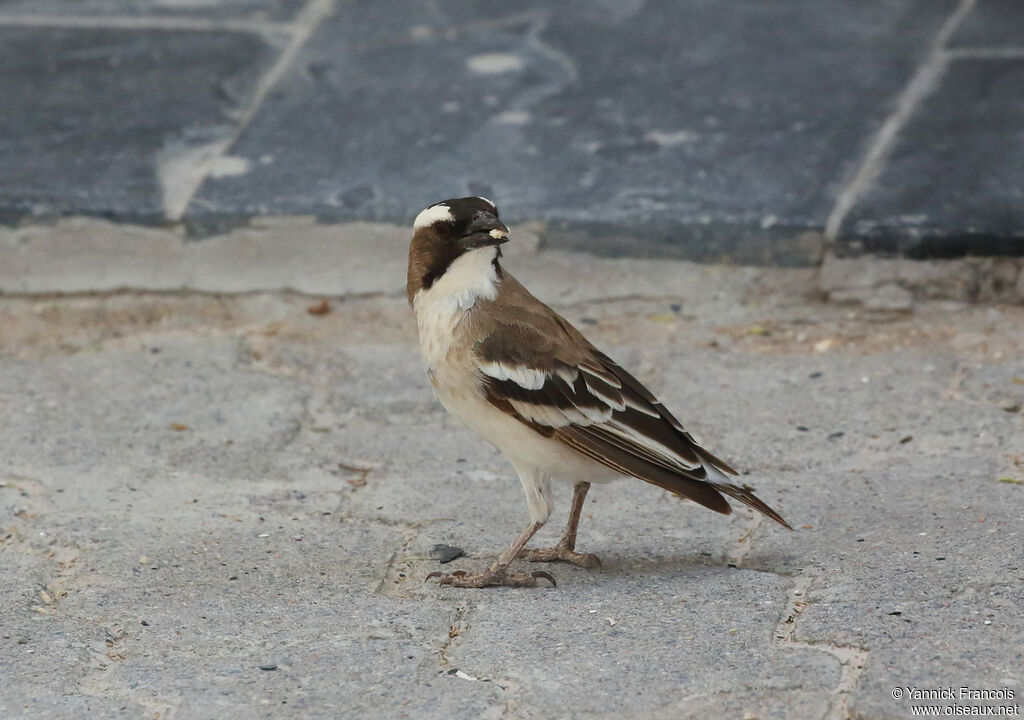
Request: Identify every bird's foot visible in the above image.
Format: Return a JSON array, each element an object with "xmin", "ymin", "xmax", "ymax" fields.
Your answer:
[
  {"xmin": 519, "ymin": 542, "xmax": 602, "ymax": 569},
  {"xmin": 425, "ymin": 568, "xmax": 556, "ymax": 588}
]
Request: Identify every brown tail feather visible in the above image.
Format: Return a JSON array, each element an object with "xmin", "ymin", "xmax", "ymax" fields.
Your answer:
[{"xmin": 712, "ymin": 483, "xmax": 793, "ymax": 530}]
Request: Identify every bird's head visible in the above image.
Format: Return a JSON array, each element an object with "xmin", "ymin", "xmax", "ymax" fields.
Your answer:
[{"xmin": 407, "ymin": 196, "xmax": 510, "ymax": 302}]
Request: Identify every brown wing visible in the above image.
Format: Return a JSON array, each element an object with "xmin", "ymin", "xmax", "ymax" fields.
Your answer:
[{"xmin": 472, "ymin": 284, "xmax": 791, "ymax": 528}]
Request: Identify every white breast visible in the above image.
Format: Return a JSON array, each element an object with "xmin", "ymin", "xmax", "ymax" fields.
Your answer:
[
  {"xmin": 412, "ymin": 247, "xmax": 498, "ymax": 371},
  {"xmin": 411, "ymin": 247, "xmax": 620, "ymax": 524}
]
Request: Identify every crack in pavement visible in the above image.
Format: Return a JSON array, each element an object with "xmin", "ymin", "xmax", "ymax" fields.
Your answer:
[
  {"xmin": 433, "ymin": 603, "xmax": 524, "ymax": 716},
  {"xmin": 438, "ymin": 605, "xmax": 471, "ymax": 669},
  {"xmin": 723, "ymin": 499, "xmax": 869, "ymax": 719},
  {"xmin": 773, "ymin": 575, "xmax": 870, "ymax": 720},
  {"xmin": 375, "ymin": 527, "xmax": 418, "ymax": 598}
]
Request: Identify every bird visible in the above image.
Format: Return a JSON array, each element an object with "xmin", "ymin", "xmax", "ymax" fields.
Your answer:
[{"xmin": 407, "ymin": 197, "xmax": 792, "ymax": 588}]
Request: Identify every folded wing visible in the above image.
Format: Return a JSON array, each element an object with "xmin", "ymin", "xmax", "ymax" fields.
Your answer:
[{"xmin": 474, "ymin": 314, "xmax": 791, "ymax": 529}]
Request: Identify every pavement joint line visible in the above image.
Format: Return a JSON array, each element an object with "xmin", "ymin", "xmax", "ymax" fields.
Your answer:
[
  {"xmin": 945, "ymin": 46, "xmax": 1024, "ymax": 59},
  {"xmin": 434, "ymin": 604, "xmax": 521, "ymax": 707},
  {"xmin": 0, "ymin": 14, "xmax": 294, "ymax": 34},
  {"xmin": 375, "ymin": 527, "xmax": 418, "ymax": 598},
  {"xmin": 772, "ymin": 575, "xmax": 870, "ymax": 720},
  {"xmin": 822, "ymin": 0, "xmax": 978, "ymax": 243},
  {"xmin": 161, "ymin": 0, "xmax": 337, "ymax": 221},
  {"xmin": 437, "ymin": 605, "xmax": 472, "ymax": 669}
]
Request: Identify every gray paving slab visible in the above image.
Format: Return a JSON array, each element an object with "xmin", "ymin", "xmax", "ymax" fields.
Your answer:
[
  {"xmin": 0, "ymin": 0, "xmax": 305, "ymax": 21},
  {"xmin": 839, "ymin": 58, "xmax": 1024, "ymax": 258},
  {"xmin": 2, "ymin": 239, "xmax": 1023, "ymax": 718},
  {"xmin": 448, "ymin": 569, "xmax": 837, "ymax": 719},
  {"xmin": 0, "ymin": 26, "xmax": 281, "ymax": 224},
  {"xmin": 949, "ymin": 0, "xmax": 1024, "ymax": 48},
  {"xmin": 745, "ymin": 455, "xmax": 1024, "ymax": 720},
  {"xmin": 187, "ymin": 0, "xmax": 956, "ymax": 264},
  {"xmin": 0, "ymin": 0, "xmax": 1022, "ymax": 263}
]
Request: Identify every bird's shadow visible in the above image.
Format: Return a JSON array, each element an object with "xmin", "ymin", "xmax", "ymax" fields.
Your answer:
[
  {"xmin": 550, "ymin": 546, "xmax": 797, "ymax": 581},
  {"xmin": 527, "ymin": 552, "xmax": 759, "ymax": 582}
]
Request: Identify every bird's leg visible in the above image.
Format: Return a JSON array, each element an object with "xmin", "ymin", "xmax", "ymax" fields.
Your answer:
[
  {"xmin": 518, "ymin": 481, "xmax": 601, "ymax": 568},
  {"xmin": 427, "ymin": 521, "xmax": 557, "ymax": 588}
]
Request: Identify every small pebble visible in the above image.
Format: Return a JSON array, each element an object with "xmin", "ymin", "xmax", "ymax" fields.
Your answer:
[
  {"xmin": 259, "ymin": 664, "xmax": 278, "ymax": 671},
  {"xmin": 828, "ymin": 432, "xmax": 845, "ymax": 440},
  {"xmin": 432, "ymin": 544, "xmax": 465, "ymax": 564}
]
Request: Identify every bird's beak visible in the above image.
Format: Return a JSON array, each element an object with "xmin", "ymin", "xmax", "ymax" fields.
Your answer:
[{"xmin": 463, "ymin": 212, "xmax": 510, "ymax": 248}]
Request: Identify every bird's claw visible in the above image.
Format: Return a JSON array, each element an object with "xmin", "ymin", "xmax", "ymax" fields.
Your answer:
[
  {"xmin": 518, "ymin": 545, "xmax": 602, "ymax": 569},
  {"xmin": 530, "ymin": 570, "xmax": 557, "ymax": 587}
]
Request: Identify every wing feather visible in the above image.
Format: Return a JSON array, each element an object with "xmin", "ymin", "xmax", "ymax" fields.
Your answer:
[{"xmin": 472, "ymin": 284, "xmax": 788, "ymax": 527}]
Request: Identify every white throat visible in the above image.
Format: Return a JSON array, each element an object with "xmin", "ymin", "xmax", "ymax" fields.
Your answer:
[{"xmin": 412, "ymin": 247, "xmax": 499, "ymax": 370}]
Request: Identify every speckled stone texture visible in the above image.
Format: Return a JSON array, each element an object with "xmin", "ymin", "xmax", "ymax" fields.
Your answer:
[{"xmin": 2, "ymin": 226, "xmax": 1022, "ymax": 718}]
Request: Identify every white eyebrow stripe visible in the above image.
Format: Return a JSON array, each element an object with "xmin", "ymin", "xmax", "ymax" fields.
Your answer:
[
  {"xmin": 475, "ymin": 196, "xmax": 495, "ymax": 210},
  {"xmin": 413, "ymin": 204, "xmax": 455, "ymax": 229}
]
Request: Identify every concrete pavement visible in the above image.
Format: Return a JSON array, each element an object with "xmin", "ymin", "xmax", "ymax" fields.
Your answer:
[{"xmin": 1, "ymin": 223, "xmax": 1022, "ymax": 718}]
